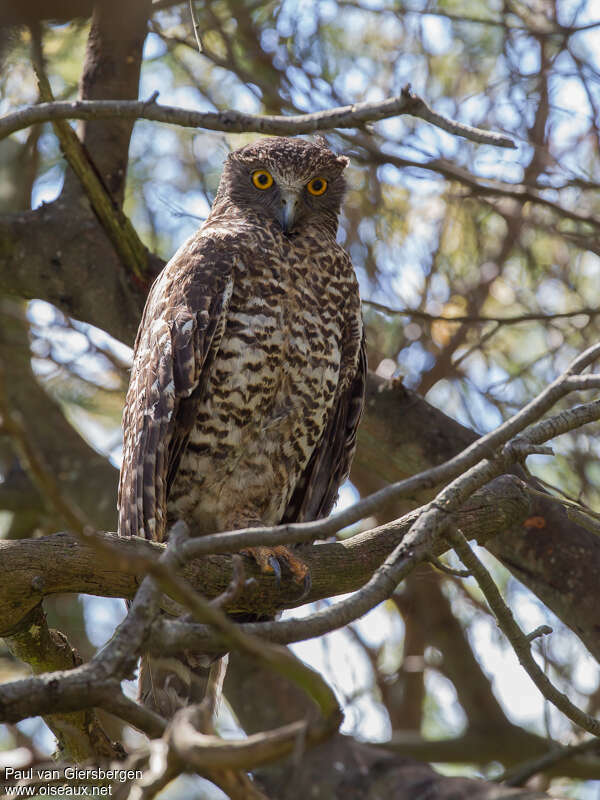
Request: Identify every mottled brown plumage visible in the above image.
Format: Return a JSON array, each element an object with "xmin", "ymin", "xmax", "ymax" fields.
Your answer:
[{"xmin": 118, "ymin": 136, "xmax": 365, "ymax": 713}]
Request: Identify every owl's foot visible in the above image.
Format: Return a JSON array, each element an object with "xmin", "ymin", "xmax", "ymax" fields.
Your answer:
[{"xmin": 242, "ymin": 545, "xmax": 311, "ymax": 597}]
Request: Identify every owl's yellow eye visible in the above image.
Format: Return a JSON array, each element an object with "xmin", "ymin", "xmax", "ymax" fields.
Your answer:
[
  {"xmin": 252, "ymin": 170, "xmax": 274, "ymax": 189},
  {"xmin": 307, "ymin": 177, "xmax": 328, "ymax": 196}
]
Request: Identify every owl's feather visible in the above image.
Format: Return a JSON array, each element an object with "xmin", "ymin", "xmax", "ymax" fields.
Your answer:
[
  {"xmin": 284, "ymin": 331, "xmax": 366, "ymax": 522},
  {"xmin": 118, "ymin": 237, "xmax": 234, "ymax": 541}
]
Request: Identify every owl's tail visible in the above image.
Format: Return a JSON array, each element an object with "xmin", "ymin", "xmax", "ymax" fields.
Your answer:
[
  {"xmin": 138, "ymin": 612, "xmax": 272, "ymax": 718},
  {"xmin": 139, "ymin": 651, "xmax": 227, "ymax": 720}
]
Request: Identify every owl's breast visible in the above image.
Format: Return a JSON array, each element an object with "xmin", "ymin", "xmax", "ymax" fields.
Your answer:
[{"xmin": 207, "ymin": 274, "xmax": 343, "ymax": 447}]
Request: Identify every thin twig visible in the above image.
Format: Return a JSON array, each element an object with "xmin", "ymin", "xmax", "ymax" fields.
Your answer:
[
  {"xmin": 210, "ymin": 555, "xmax": 248, "ymax": 609},
  {"xmin": 524, "ymin": 484, "xmax": 600, "ymax": 522},
  {"xmin": 364, "ymin": 299, "xmax": 600, "ymax": 326},
  {"xmin": 428, "ymin": 556, "xmax": 472, "ymax": 578},
  {"xmin": 447, "ymin": 527, "xmax": 600, "ymax": 737},
  {"xmin": 188, "ymin": 0, "xmax": 203, "ymax": 52},
  {"xmin": 522, "ymin": 485, "xmax": 600, "ymax": 537},
  {"xmin": 201, "ymin": 655, "xmax": 228, "ymax": 732},
  {"xmin": 498, "ymin": 736, "xmax": 600, "ymax": 786},
  {"xmin": 526, "ymin": 625, "xmax": 553, "ymax": 643},
  {"xmin": 348, "ymin": 141, "xmax": 600, "ymax": 230},
  {"xmin": 104, "ymin": 692, "xmax": 167, "ymax": 738}
]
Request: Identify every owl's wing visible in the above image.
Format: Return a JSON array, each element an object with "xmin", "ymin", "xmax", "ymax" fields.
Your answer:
[
  {"xmin": 118, "ymin": 242, "xmax": 233, "ymax": 541},
  {"xmin": 283, "ymin": 330, "xmax": 367, "ymax": 524}
]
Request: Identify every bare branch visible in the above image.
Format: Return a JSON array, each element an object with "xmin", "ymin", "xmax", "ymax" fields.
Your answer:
[
  {"xmin": 0, "ymin": 522, "xmax": 177, "ymax": 734},
  {"xmin": 0, "ymin": 521, "xmax": 342, "ymax": 744},
  {"xmin": 346, "ymin": 138, "xmax": 600, "ymax": 230},
  {"xmin": 0, "ymin": 86, "xmax": 515, "ymax": 148},
  {"xmin": 447, "ymin": 527, "xmax": 600, "ymax": 737},
  {"xmin": 210, "ymin": 556, "xmax": 249, "ymax": 609},
  {"xmin": 168, "ymin": 708, "xmax": 313, "ymax": 772},
  {"xmin": 4, "ymin": 604, "xmax": 120, "ymax": 761},
  {"xmin": 364, "ymin": 299, "xmax": 600, "ymax": 326},
  {"xmin": 379, "ymin": 728, "xmax": 600, "ymax": 779},
  {"xmin": 499, "ymin": 736, "xmax": 600, "ymax": 787}
]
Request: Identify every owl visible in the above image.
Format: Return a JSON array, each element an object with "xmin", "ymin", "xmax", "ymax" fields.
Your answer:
[{"xmin": 118, "ymin": 136, "xmax": 365, "ymax": 711}]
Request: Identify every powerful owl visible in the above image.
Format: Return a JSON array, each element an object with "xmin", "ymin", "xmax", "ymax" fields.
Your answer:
[{"xmin": 118, "ymin": 136, "xmax": 365, "ymax": 709}]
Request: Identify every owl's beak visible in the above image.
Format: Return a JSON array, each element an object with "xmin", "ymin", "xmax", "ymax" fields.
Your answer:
[{"xmin": 277, "ymin": 187, "xmax": 301, "ymax": 233}]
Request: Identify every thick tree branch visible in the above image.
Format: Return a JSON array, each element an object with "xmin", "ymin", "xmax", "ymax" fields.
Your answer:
[
  {"xmin": 380, "ymin": 728, "xmax": 600, "ymax": 780},
  {"xmin": 0, "ymin": 475, "xmax": 531, "ymax": 636},
  {"xmin": 0, "ymin": 522, "xmax": 175, "ymax": 734},
  {"xmin": 254, "ymin": 732, "xmax": 553, "ymax": 800},
  {"xmin": 1, "ymin": 523, "xmax": 344, "ymax": 789},
  {"xmin": 0, "ymin": 204, "xmax": 152, "ymax": 346}
]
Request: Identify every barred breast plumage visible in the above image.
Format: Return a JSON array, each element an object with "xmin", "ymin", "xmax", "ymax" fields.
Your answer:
[{"xmin": 166, "ymin": 217, "xmax": 360, "ymax": 534}]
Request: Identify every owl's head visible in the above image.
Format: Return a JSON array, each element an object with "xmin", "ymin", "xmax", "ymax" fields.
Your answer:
[{"xmin": 215, "ymin": 136, "xmax": 349, "ymax": 236}]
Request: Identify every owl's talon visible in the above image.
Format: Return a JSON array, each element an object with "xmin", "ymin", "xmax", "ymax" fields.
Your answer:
[
  {"xmin": 242, "ymin": 545, "xmax": 310, "ymax": 590},
  {"xmin": 297, "ymin": 570, "xmax": 311, "ymax": 602},
  {"xmin": 268, "ymin": 555, "xmax": 282, "ymax": 586}
]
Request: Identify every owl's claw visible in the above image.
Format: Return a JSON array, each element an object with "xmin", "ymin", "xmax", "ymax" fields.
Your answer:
[
  {"xmin": 268, "ymin": 555, "xmax": 282, "ymax": 586},
  {"xmin": 298, "ymin": 569, "xmax": 311, "ymax": 602},
  {"xmin": 242, "ymin": 545, "xmax": 310, "ymax": 593}
]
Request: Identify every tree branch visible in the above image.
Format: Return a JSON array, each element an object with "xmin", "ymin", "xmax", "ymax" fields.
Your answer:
[
  {"xmin": 447, "ymin": 527, "xmax": 600, "ymax": 737},
  {"xmin": 29, "ymin": 24, "xmax": 150, "ymax": 281},
  {"xmin": 0, "ymin": 475, "xmax": 531, "ymax": 636},
  {"xmin": 63, "ymin": 0, "xmax": 152, "ymax": 204},
  {"xmin": 0, "ymin": 86, "xmax": 516, "ymax": 148},
  {"xmin": 354, "ymin": 374, "xmax": 600, "ymax": 663},
  {"xmin": 4, "ymin": 603, "xmax": 120, "ymax": 762},
  {"xmin": 380, "ymin": 728, "xmax": 600, "ymax": 780}
]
